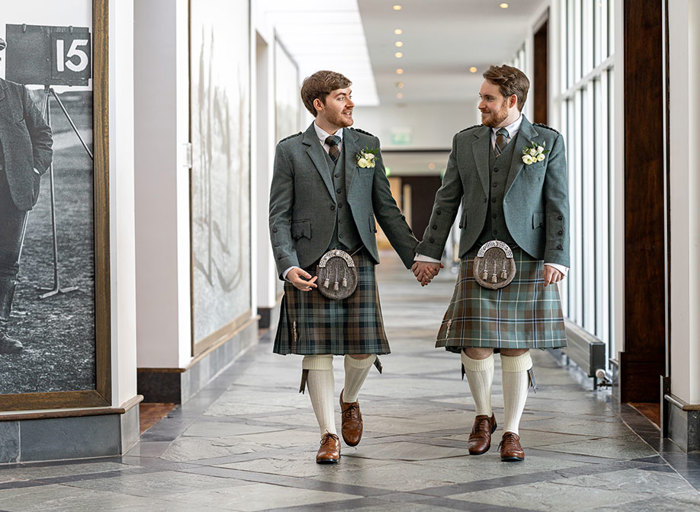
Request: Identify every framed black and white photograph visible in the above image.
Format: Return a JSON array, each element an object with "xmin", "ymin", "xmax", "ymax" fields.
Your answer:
[
  {"xmin": 0, "ymin": 0, "xmax": 110, "ymax": 411},
  {"xmin": 189, "ymin": 0, "xmax": 251, "ymax": 355}
]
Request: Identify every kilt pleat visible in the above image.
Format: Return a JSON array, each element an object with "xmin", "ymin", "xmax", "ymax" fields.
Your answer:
[
  {"xmin": 437, "ymin": 248, "xmax": 567, "ymax": 351},
  {"xmin": 274, "ymin": 250, "xmax": 390, "ymax": 355}
]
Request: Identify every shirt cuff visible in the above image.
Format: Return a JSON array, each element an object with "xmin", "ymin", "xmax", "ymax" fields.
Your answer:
[
  {"xmin": 282, "ymin": 266, "xmax": 300, "ymax": 280},
  {"xmin": 414, "ymin": 254, "xmax": 441, "ymax": 263},
  {"xmin": 544, "ymin": 262, "xmax": 569, "ymax": 276}
]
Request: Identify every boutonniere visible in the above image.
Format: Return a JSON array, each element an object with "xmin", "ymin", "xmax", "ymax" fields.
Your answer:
[
  {"xmin": 521, "ymin": 140, "xmax": 549, "ymax": 165},
  {"xmin": 356, "ymin": 148, "xmax": 378, "ymax": 168}
]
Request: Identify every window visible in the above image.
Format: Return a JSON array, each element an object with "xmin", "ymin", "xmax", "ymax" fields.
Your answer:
[{"xmin": 557, "ymin": 0, "xmax": 615, "ymax": 357}]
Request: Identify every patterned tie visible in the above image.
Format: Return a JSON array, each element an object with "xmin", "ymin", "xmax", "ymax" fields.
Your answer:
[
  {"xmin": 494, "ymin": 128, "xmax": 510, "ymax": 156},
  {"xmin": 325, "ymin": 135, "xmax": 341, "ymax": 162}
]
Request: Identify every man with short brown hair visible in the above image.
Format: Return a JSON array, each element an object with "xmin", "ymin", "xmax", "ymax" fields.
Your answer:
[
  {"xmin": 269, "ymin": 70, "xmax": 417, "ymax": 464},
  {"xmin": 414, "ymin": 64, "xmax": 570, "ymax": 462}
]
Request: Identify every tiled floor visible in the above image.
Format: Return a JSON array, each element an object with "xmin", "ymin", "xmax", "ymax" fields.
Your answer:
[{"xmin": 0, "ymin": 251, "xmax": 698, "ymax": 511}]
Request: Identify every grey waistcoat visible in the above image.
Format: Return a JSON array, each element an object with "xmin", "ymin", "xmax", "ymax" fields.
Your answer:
[
  {"xmin": 476, "ymin": 136, "xmax": 517, "ymax": 248},
  {"xmin": 324, "ymin": 148, "xmax": 362, "ymax": 251}
]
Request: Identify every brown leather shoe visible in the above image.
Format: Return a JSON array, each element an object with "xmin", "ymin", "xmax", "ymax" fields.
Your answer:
[
  {"xmin": 499, "ymin": 431, "xmax": 525, "ymax": 462},
  {"xmin": 339, "ymin": 390, "xmax": 363, "ymax": 447},
  {"xmin": 316, "ymin": 433, "xmax": 340, "ymax": 464},
  {"xmin": 468, "ymin": 413, "xmax": 497, "ymax": 455}
]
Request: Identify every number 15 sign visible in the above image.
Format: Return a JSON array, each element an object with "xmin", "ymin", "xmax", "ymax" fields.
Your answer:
[{"xmin": 6, "ymin": 24, "xmax": 91, "ymax": 87}]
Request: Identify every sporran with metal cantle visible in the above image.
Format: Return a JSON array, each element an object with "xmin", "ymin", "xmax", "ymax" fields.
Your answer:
[
  {"xmin": 473, "ymin": 240, "xmax": 517, "ymax": 290},
  {"xmin": 316, "ymin": 249, "xmax": 358, "ymax": 300}
]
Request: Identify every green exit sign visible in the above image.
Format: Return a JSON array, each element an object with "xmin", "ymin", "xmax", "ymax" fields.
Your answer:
[{"xmin": 390, "ymin": 128, "xmax": 412, "ymax": 146}]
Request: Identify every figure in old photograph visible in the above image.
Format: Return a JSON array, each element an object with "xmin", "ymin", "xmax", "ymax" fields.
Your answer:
[{"xmin": 0, "ymin": 36, "xmax": 53, "ymax": 354}]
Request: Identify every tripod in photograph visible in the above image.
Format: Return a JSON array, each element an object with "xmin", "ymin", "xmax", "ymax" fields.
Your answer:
[{"xmin": 37, "ymin": 85, "xmax": 93, "ymax": 299}]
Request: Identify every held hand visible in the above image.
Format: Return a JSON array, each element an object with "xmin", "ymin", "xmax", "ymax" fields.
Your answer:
[
  {"xmin": 543, "ymin": 265, "xmax": 564, "ymax": 287},
  {"xmin": 287, "ymin": 267, "xmax": 318, "ymax": 292},
  {"xmin": 412, "ymin": 262, "xmax": 443, "ymax": 287}
]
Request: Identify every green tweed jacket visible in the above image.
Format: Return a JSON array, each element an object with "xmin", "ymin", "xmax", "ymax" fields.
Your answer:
[
  {"xmin": 416, "ymin": 116, "xmax": 570, "ymax": 267},
  {"xmin": 269, "ymin": 122, "xmax": 418, "ymax": 278}
]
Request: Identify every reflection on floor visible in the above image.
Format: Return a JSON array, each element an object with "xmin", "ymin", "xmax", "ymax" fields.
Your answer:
[
  {"xmin": 0, "ymin": 251, "xmax": 698, "ymax": 511},
  {"xmin": 629, "ymin": 402, "xmax": 661, "ymax": 428},
  {"xmin": 139, "ymin": 403, "xmax": 177, "ymax": 434}
]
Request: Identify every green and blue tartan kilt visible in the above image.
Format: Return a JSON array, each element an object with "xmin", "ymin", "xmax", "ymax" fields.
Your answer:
[
  {"xmin": 274, "ymin": 249, "xmax": 390, "ymax": 355},
  {"xmin": 437, "ymin": 247, "xmax": 567, "ymax": 352}
]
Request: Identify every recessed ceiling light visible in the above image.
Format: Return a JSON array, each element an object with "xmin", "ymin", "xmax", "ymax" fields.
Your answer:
[
  {"xmin": 393, "ymin": 4, "xmax": 402, "ymax": 10},
  {"xmin": 396, "ymin": 68, "xmax": 404, "ymax": 74},
  {"xmin": 500, "ymin": 2, "xmax": 509, "ymax": 8},
  {"xmin": 394, "ymin": 51, "xmax": 403, "ymax": 58},
  {"xmin": 395, "ymin": 41, "xmax": 404, "ymax": 48},
  {"xmin": 469, "ymin": 66, "xmax": 478, "ymax": 73},
  {"xmin": 396, "ymin": 92, "xmax": 403, "ymax": 99},
  {"xmin": 428, "ymin": 162, "xmax": 436, "ymax": 170},
  {"xmin": 396, "ymin": 82, "xmax": 404, "ymax": 88},
  {"xmin": 394, "ymin": 29, "xmax": 403, "ymax": 35}
]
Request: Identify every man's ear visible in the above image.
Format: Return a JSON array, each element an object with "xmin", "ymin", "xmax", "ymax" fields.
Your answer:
[
  {"xmin": 313, "ymin": 98, "xmax": 324, "ymax": 113},
  {"xmin": 509, "ymin": 94, "xmax": 518, "ymax": 109}
]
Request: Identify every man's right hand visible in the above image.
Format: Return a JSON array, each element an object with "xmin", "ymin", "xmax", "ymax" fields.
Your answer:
[
  {"xmin": 287, "ymin": 267, "xmax": 318, "ymax": 292},
  {"xmin": 412, "ymin": 261, "xmax": 443, "ymax": 287}
]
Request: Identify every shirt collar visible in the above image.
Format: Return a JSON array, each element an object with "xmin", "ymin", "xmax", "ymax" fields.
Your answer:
[
  {"xmin": 491, "ymin": 114, "xmax": 523, "ymax": 138},
  {"xmin": 314, "ymin": 123, "xmax": 344, "ymax": 145}
]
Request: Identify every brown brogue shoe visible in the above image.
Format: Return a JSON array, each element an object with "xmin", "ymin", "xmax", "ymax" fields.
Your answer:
[
  {"xmin": 316, "ymin": 433, "xmax": 340, "ymax": 464},
  {"xmin": 339, "ymin": 390, "xmax": 363, "ymax": 447},
  {"xmin": 468, "ymin": 413, "xmax": 497, "ymax": 455},
  {"xmin": 499, "ymin": 432, "xmax": 525, "ymax": 462}
]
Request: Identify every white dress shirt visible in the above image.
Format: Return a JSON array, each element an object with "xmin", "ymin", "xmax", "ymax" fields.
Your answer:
[{"xmin": 415, "ymin": 115, "xmax": 569, "ymax": 277}]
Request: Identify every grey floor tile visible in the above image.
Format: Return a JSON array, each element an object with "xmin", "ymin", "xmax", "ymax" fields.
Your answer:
[
  {"xmin": 62, "ymin": 470, "xmax": 242, "ymax": 497},
  {"xmin": 158, "ymin": 482, "xmax": 360, "ymax": 512}
]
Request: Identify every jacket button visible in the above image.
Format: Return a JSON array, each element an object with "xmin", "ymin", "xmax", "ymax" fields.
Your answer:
[
  {"xmin": 494, "ymin": 168, "xmax": 499, "ymax": 173},
  {"xmin": 272, "ymin": 227, "xmax": 278, "ymax": 233},
  {"xmin": 436, "ymin": 209, "xmax": 442, "ymax": 215},
  {"xmin": 277, "ymin": 255, "xmax": 283, "ymax": 260},
  {"xmin": 558, "ymin": 230, "xmax": 563, "ymax": 235},
  {"xmin": 339, "ymin": 234, "xmax": 343, "ymax": 239},
  {"xmin": 336, "ymin": 188, "xmax": 342, "ymax": 194},
  {"xmin": 557, "ymin": 244, "xmax": 563, "ymax": 250},
  {"xmin": 493, "ymin": 183, "xmax": 498, "ymax": 188},
  {"xmin": 330, "ymin": 205, "xmax": 336, "ymax": 211},
  {"xmin": 429, "ymin": 237, "xmax": 435, "ymax": 243},
  {"xmin": 335, "ymin": 174, "xmax": 339, "ymax": 178},
  {"xmin": 491, "ymin": 198, "xmax": 497, "ymax": 203},
  {"xmin": 557, "ymin": 215, "xmax": 563, "ymax": 220},
  {"xmin": 339, "ymin": 203, "xmax": 343, "ymax": 208},
  {"xmin": 459, "ymin": 224, "xmax": 464, "ymax": 229},
  {"xmin": 432, "ymin": 224, "xmax": 438, "ymax": 230}
]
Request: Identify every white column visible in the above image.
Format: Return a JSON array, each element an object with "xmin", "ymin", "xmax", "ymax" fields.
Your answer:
[
  {"xmin": 109, "ymin": 0, "xmax": 137, "ymax": 405},
  {"xmin": 133, "ymin": 0, "xmax": 192, "ymax": 369},
  {"xmin": 669, "ymin": 0, "xmax": 700, "ymax": 404}
]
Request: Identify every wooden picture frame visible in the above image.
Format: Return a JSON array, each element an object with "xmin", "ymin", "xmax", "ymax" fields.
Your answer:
[{"xmin": 0, "ymin": 0, "xmax": 111, "ymax": 412}]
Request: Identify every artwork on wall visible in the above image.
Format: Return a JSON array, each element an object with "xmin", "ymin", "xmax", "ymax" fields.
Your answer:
[
  {"xmin": 274, "ymin": 39, "xmax": 300, "ymax": 143},
  {"xmin": 0, "ymin": 0, "xmax": 110, "ymax": 410},
  {"xmin": 190, "ymin": 0, "xmax": 251, "ymax": 353}
]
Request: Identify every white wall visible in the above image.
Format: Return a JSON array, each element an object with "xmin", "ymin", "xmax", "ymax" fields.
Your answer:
[
  {"xmin": 669, "ymin": 0, "xmax": 700, "ymax": 405},
  {"xmin": 134, "ymin": 0, "xmax": 192, "ymax": 369},
  {"xmin": 110, "ymin": 0, "xmax": 138, "ymax": 406},
  {"xmin": 353, "ymin": 102, "xmax": 479, "ymax": 150}
]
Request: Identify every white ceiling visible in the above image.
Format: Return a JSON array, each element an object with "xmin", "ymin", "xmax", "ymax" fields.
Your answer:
[{"xmin": 358, "ymin": 0, "xmax": 548, "ymax": 104}]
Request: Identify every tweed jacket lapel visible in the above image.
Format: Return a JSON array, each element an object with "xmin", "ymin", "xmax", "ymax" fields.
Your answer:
[
  {"xmin": 470, "ymin": 126, "xmax": 491, "ymax": 198},
  {"xmin": 505, "ymin": 116, "xmax": 539, "ymax": 194},
  {"xmin": 0, "ymin": 80, "xmax": 10, "ymax": 121},
  {"xmin": 342, "ymin": 127, "xmax": 359, "ymax": 193},
  {"xmin": 302, "ymin": 122, "xmax": 336, "ymax": 201}
]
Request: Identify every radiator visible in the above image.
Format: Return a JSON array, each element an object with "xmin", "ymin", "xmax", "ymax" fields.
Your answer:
[{"xmin": 562, "ymin": 320, "xmax": 606, "ymax": 387}]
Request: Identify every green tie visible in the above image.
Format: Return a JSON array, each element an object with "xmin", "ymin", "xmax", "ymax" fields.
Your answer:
[
  {"xmin": 494, "ymin": 128, "xmax": 510, "ymax": 156},
  {"xmin": 325, "ymin": 135, "xmax": 341, "ymax": 162}
]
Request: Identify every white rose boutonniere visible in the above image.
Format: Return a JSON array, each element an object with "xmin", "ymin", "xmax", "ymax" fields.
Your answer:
[
  {"xmin": 356, "ymin": 148, "xmax": 378, "ymax": 168},
  {"xmin": 521, "ymin": 140, "xmax": 549, "ymax": 165}
]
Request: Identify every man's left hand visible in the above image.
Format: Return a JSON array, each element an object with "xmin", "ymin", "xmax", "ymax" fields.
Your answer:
[{"xmin": 543, "ymin": 265, "xmax": 564, "ymax": 287}]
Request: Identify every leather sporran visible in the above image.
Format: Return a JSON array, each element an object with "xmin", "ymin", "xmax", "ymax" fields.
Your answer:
[
  {"xmin": 473, "ymin": 240, "xmax": 517, "ymax": 290},
  {"xmin": 316, "ymin": 249, "xmax": 358, "ymax": 300}
]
